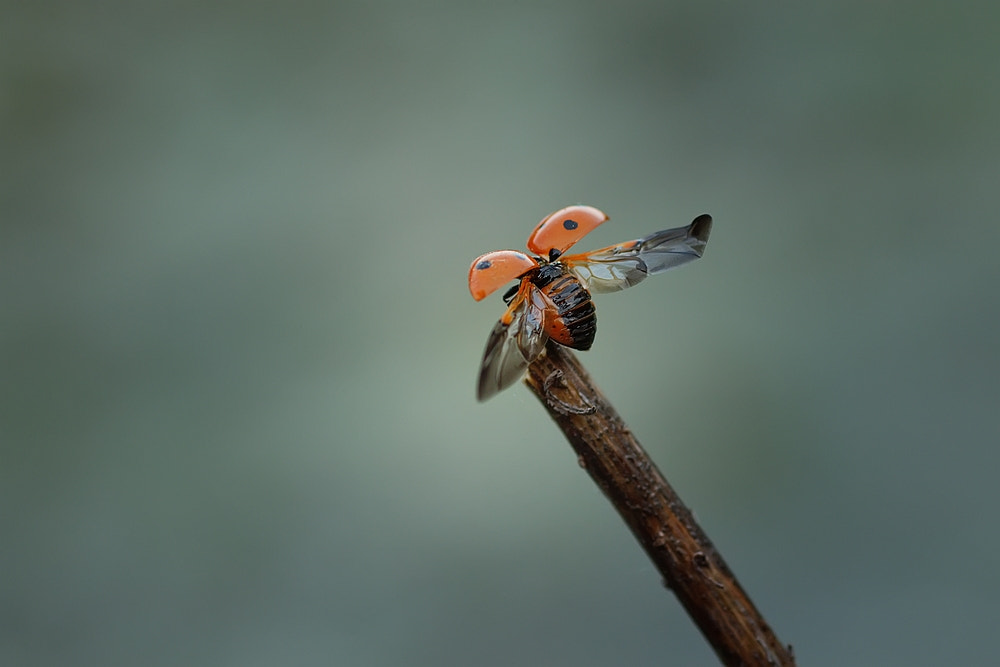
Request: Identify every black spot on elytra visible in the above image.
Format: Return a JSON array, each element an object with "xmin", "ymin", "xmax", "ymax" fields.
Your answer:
[
  {"xmin": 563, "ymin": 219, "xmax": 578, "ymax": 230},
  {"xmin": 476, "ymin": 260, "xmax": 491, "ymax": 270}
]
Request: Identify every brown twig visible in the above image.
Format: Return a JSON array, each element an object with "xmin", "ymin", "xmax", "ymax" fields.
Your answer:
[{"xmin": 524, "ymin": 343, "xmax": 796, "ymax": 666}]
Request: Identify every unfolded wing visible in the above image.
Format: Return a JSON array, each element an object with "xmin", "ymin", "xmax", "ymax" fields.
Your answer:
[
  {"xmin": 563, "ymin": 214, "xmax": 712, "ymax": 293},
  {"xmin": 476, "ymin": 284, "xmax": 549, "ymax": 401}
]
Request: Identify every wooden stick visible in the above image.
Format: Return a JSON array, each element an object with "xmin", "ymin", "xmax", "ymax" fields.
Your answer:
[{"xmin": 523, "ymin": 343, "xmax": 796, "ymax": 666}]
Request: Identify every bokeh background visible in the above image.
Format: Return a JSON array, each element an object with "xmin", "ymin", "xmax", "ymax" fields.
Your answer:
[{"xmin": 3, "ymin": 2, "xmax": 998, "ymax": 665}]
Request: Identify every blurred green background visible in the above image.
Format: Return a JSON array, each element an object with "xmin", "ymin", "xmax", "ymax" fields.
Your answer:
[{"xmin": 3, "ymin": 1, "xmax": 998, "ymax": 665}]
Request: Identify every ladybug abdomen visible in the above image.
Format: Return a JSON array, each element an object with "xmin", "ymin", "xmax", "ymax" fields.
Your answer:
[{"xmin": 534, "ymin": 270, "xmax": 596, "ymax": 350}]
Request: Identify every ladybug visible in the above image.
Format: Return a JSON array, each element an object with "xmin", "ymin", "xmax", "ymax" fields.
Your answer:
[{"xmin": 468, "ymin": 205, "xmax": 712, "ymax": 401}]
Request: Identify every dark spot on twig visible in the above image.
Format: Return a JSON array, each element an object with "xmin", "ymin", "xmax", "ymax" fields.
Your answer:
[
  {"xmin": 542, "ymin": 369, "xmax": 596, "ymax": 415},
  {"xmin": 693, "ymin": 551, "xmax": 724, "ymax": 587}
]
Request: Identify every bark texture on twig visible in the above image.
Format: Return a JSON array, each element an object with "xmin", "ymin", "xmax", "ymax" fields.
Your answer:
[{"xmin": 524, "ymin": 343, "xmax": 796, "ymax": 666}]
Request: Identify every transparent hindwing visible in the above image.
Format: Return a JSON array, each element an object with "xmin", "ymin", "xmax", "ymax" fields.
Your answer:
[
  {"xmin": 563, "ymin": 214, "xmax": 712, "ymax": 293},
  {"xmin": 476, "ymin": 281, "xmax": 549, "ymax": 401}
]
